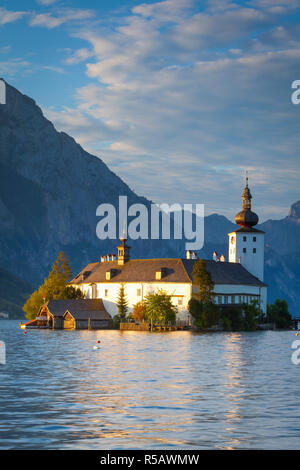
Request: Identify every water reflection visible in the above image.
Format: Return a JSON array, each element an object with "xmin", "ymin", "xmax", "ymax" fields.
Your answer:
[{"xmin": 0, "ymin": 322, "xmax": 299, "ymax": 449}]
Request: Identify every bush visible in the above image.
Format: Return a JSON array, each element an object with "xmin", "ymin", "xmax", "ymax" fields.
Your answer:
[
  {"xmin": 267, "ymin": 299, "xmax": 292, "ymax": 329},
  {"xmin": 189, "ymin": 297, "xmax": 220, "ymax": 329}
]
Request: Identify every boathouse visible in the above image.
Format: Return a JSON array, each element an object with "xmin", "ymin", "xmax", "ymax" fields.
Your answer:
[{"xmin": 36, "ymin": 299, "xmax": 111, "ymax": 330}]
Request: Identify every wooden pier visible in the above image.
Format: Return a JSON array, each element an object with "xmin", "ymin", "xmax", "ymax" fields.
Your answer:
[{"xmin": 120, "ymin": 322, "xmax": 190, "ymax": 332}]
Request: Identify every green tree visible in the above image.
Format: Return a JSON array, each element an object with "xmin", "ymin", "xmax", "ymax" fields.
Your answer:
[
  {"xmin": 144, "ymin": 289, "xmax": 177, "ymax": 329},
  {"xmin": 189, "ymin": 259, "xmax": 220, "ymax": 329},
  {"xmin": 189, "ymin": 297, "xmax": 220, "ymax": 329},
  {"xmin": 188, "ymin": 297, "xmax": 202, "ymax": 322},
  {"xmin": 192, "ymin": 259, "xmax": 215, "ymax": 304},
  {"xmin": 23, "ymin": 252, "xmax": 73, "ymax": 319},
  {"xmin": 221, "ymin": 306, "xmax": 244, "ymax": 331},
  {"xmin": 242, "ymin": 299, "xmax": 263, "ymax": 331},
  {"xmin": 43, "ymin": 251, "xmax": 72, "ymax": 299},
  {"xmin": 267, "ymin": 299, "xmax": 292, "ymax": 329},
  {"xmin": 117, "ymin": 283, "xmax": 129, "ymax": 321}
]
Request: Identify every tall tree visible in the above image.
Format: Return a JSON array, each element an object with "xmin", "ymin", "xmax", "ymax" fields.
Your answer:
[
  {"xmin": 189, "ymin": 259, "xmax": 220, "ymax": 329},
  {"xmin": 117, "ymin": 283, "xmax": 129, "ymax": 321},
  {"xmin": 23, "ymin": 252, "xmax": 77, "ymax": 319},
  {"xmin": 192, "ymin": 259, "xmax": 215, "ymax": 304}
]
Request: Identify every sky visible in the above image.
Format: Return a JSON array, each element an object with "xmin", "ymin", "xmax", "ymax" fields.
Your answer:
[{"xmin": 1, "ymin": 0, "xmax": 300, "ymax": 222}]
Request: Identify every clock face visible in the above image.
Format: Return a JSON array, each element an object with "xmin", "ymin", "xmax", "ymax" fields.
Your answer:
[{"xmin": 231, "ymin": 236, "xmax": 235, "ymax": 245}]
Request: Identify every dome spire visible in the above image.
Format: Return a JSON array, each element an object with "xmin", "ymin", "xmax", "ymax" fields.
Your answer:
[{"xmin": 235, "ymin": 172, "xmax": 259, "ymax": 228}]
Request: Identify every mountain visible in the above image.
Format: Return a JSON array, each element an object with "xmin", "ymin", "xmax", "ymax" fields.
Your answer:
[
  {"xmin": 0, "ymin": 79, "xmax": 183, "ymax": 288},
  {"xmin": 0, "ymin": 80, "xmax": 299, "ymax": 316},
  {"xmin": 0, "ymin": 267, "xmax": 33, "ymax": 318}
]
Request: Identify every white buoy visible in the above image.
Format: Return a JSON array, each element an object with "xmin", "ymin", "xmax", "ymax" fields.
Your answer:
[{"xmin": 93, "ymin": 345, "xmax": 101, "ymax": 350}]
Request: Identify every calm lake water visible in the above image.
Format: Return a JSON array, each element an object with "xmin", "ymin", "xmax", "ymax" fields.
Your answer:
[{"xmin": 0, "ymin": 320, "xmax": 299, "ymax": 450}]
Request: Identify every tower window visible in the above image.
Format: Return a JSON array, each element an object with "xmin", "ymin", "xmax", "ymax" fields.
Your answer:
[
  {"xmin": 243, "ymin": 236, "xmax": 247, "ymax": 242},
  {"xmin": 243, "ymin": 248, "xmax": 246, "ymax": 253},
  {"xmin": 253, "ymin": 236, "xmax": 256, "ymax": 242},
  {"xmin": 253, "ymin": 248, "xmax": 256, "ymax": 253}
]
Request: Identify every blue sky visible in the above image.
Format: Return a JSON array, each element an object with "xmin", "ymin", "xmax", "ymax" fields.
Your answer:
[{"xmin": 1, "ymin": 0, "xmax": 300, "ymax": 221}]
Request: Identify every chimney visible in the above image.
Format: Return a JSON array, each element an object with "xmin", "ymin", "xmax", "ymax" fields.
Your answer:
[
  {"xmin": 111, "ymin": 254, "xmax": 116, "ymax": 261},
  {"xmin": 220, "ymin": 254, "xmax": 225, "ymax": 262},
  {"xmin": 186, "ymin": 250, "xmax": 191, "ymax": 259},
  {"xmin": 100, "ymin": 255, "xmax": 106, "ymax": 263},
  {"xmin": 213, "ymin": 251, "xmax": 218, "ymax": 262}
]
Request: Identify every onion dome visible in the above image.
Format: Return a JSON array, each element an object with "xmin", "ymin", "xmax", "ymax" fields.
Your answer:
[{"xmin": 235, "ymin": 175, "xmax": 259, "ymax": 228}]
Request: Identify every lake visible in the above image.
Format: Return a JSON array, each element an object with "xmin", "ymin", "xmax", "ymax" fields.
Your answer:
[{"xmin": 0, "ymin": 320, "xmax": 299, "ymax": 449}]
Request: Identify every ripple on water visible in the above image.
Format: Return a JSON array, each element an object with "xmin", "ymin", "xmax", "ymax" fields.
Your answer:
[{"xmin": 0, "ymin": 321, "xmax": 299, "ymax": 449}]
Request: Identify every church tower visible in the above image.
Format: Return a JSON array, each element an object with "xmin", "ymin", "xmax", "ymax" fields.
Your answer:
[
  {"xmin": 228, "ymin": 175, "xmax": 265, "ymax": 282},
  {"xmin": 117, "ymin": 234, "xmax": 131, "ymax": 265}
]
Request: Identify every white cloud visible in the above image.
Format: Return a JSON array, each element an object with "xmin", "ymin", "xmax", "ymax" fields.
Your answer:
[
  {"xmin": 0, "ymin": 46, "xmax": 11, "ymax": 54},
  {"xmin": 64, "ymin": 48, "xmax": 94, "ymax": 65},
  {"xmin": 36, "ymin": 0, "xmax": 59, "ymax": 5},
  {"xmin": 0, "ymin": 7, "xmax": 27, "ymax": 25},
  {"xmin": 0, "ymin": 58, "xmax": 31, "ymax": 77},
  {"xmin": 30, "ymin": 9, "xmax": 95, "ymax": 29},
  {"xmin": 42, "ymin": 65, "xmax": 65, "ymax": 73},
  {"xmin": 43, "ymin": 0, "xmax": 300, "ymax": 219}
]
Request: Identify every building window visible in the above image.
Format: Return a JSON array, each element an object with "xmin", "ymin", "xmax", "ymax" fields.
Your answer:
[
  {"xmin": 253, "ymin": 248, "xmax": 256, "ymax": 253},
  {"xmin": 178, "ymin": 298, "xmax": 183, "ymax": 306},
  {"xmin": 105, "ymin": 289, "xmax": 108, "ymax": 297},
  {"xmin": 243, "ymin": 248, "xmax": 247, "ymax": 253},
  {"xmin": 253, "ymin": 236, "xmax": 256, "ymax": 242},
  {"xmin": 224, "ymin": 295, "xmax": 228, "ymax": 304},
  {"xmin": 137, "ymin": 288, "xmax": 141, "ymax": 296},
  {"xmin": 218, "ymin": 296, "xmax": 222, "ymax": 304},
  {"xmin": 231, "ymin": 295, "xmax": 235, "ymax": 304},
  {"xmin": 239, "ymin": 295, "xmax": 242, "ymax": 304},
  {"xmin": 243, "ymin": 236, "xmax": 247, "ymax": 242}
]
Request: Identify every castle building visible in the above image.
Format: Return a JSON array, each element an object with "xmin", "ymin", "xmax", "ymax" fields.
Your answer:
[{"xmin": 70, "ymin": 178, "xmax": 267, "ymax": 322}]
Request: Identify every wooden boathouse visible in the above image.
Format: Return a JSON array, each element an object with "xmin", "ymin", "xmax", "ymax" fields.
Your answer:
[{"xmin": 23, "ymin": 299, "xmax": 112, "ymax": 330}]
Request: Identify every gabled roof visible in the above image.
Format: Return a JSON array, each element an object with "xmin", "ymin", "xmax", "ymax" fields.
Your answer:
[
  {"xmin": 70, "ymin": 258, "xmax": 266, "ymax": 287},
  {"xmin": 46, "ymin": 299, "xmax": 111, "ymax": 320}
]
